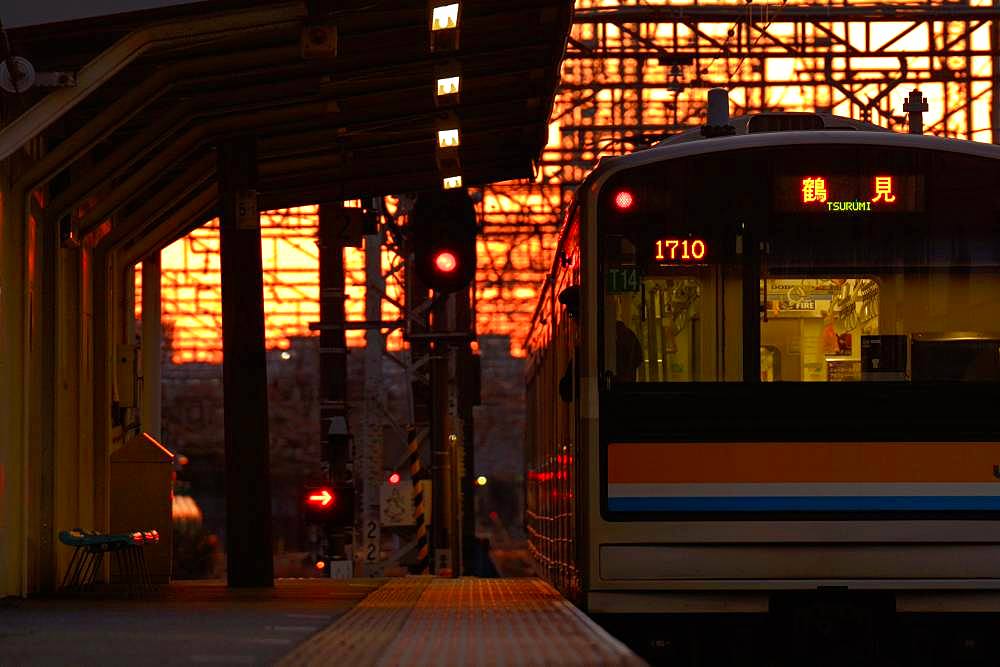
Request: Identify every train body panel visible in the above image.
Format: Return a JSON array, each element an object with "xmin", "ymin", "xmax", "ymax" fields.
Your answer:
[{"xmin": 526, "ymin": 116, "xmax": 1000, "ymax": 614}]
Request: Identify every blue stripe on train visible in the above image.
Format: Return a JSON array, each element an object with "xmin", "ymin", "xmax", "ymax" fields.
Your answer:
[{"xmin": 607, "ymin": 496, "xmax": 1000, "ymax": 512}]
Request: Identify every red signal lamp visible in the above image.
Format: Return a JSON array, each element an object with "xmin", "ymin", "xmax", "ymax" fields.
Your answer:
[
  {"xmin": 434, "ymin": 249, "xmax": 458, "ymax": 274},
  {"xmin": 613, "ymin": 189, "xmax": 635, "ymax": 211},
  {"xmin": 388, "ymin": 472, "xmax": 401, "ymax": 485},
  {"xmin": 307, "ymin": 488, "xmax": 335, "ymax": 508}
]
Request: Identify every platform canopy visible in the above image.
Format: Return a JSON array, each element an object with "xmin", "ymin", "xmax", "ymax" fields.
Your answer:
[
  {"xmin": 1, "ymin": 0, "xmax": 572, "ymax": 246},
  {"xmin": 4, "ymin": 0, "xmax": 203, "ymax": 28}
]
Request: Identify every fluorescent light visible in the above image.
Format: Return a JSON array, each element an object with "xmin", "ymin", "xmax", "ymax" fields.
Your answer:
[
  {"xmin": 443, "ymin": 175, "xmax": 463, "ymax": 189},
  {"xmin": 437, "ymin": 75, "xmax": 460, "ymax": 96},
  {"xmin": 432, "ymin": 3, "xmax": 459, "ymax": 31},
  {"xmin": 438, "ymin": 128, "xmax": 460, "ymax": 148}
]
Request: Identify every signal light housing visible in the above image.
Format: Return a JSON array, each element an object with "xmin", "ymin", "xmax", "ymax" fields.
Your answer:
[{"xmin": 409, "ymin": 190, "xmax": 478, "ymax": 293}]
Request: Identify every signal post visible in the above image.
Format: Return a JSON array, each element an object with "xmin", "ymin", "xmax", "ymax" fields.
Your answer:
[
  {"xmin": 407, "ymin": 190, "xmax": 479, "ymax": 575},
  {"xmin": 313, "ymin": 203, "xmax": 360, "ymax": 572}
]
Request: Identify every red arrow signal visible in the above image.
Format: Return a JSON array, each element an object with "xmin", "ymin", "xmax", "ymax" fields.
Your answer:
[{"xmin": 307, "ymin": 488, "xmax": 335, "ymax": 507}]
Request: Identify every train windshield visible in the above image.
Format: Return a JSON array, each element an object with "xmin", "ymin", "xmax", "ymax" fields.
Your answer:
[{"xmin": 600, "ymin": 143, "xmax": 1000, "ymax": 384}]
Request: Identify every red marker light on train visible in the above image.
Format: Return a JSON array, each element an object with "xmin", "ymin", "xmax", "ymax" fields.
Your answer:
[
  {"xmin": 613, "ymin": 189, "xmax": 635, "ymax": 211},
  {"xmin": 388, "ymin": 472, "xmax": 401, "ymax": 485}
]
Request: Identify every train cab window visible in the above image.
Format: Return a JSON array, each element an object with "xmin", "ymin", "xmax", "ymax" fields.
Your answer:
[
  {"xmin": 759, "ymin": 147, "xmax": 1000, "ymax": 382},
  {"xmin": 760, "ymin": 272, "xmax": 1000, "ymax": 382},
  {"xmin": 760, "ymin": 277, "xmax": 880, "ymax": 381},
  {"xmin": 604, "ymin": 235, "xmax": 743, "ymax": 383}
]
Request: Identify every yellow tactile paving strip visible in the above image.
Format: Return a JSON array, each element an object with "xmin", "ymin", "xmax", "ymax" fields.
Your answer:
[
  {"xmin": 280, "ymin": 578, "xmax": 645, "ymax": 667},
  {"xmin": 278, "ymin": 577, "xmax": 431, "ymax": 666}
]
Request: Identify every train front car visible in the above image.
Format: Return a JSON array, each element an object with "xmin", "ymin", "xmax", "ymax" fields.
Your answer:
[{"xmin": 526, "ymin": 107, "xmax": 1000, "ymax": 660}]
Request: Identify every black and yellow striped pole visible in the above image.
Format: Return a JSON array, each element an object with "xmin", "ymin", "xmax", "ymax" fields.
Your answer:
[{"xmin": 406, "ymin": 426, "xmax": 430, "ymax": 574}]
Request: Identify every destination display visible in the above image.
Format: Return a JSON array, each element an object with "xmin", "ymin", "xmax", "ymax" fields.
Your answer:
[{"xmin": 774, "ymin": 174, "xmax": 924, "ymax": 213}]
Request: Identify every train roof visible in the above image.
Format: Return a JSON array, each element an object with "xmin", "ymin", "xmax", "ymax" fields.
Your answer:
[
  {"xmin": 653, "ymin": 112, "xmax": 889, "ymax": 144},
  {"xmin": 590, "ymin": 117, "xmax": 1000, "ymax": 191},
  {"xmin": 526, "ymin": 114, "xmax": 1000, "ymax": 351}
]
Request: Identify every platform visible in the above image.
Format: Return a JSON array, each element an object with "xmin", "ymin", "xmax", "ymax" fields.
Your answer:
[
  {"xmin": 0, "ymin": 578, "xmax": 643, "ymax": 666},
  {"xmin": 280, "ymin": 577, "xmax": 644, "ymax": 667}
]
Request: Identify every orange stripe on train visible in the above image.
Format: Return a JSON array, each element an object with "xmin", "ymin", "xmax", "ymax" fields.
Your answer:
[{"xmin": 607, "ymin": 442, "xmax": 1000, "ymax": 484}]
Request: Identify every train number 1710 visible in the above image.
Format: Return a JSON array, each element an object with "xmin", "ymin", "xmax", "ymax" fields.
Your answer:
[{"xmin": 655, "ymin": 238, "xmax": 707, "ymax": 262}]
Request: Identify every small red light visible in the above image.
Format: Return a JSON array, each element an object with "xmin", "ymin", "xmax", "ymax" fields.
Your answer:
[
  {"xmin": 613, "ymin": 190, "xmax": 635, "ymax": 210},
  {"xmin": 315, "ymin": 560, "xmax": 326, "ymax": 570},
  {"xmin": 388, "ymin": 472, "xmax": 401, "ymax": 485},
  {"xmin": 434, "ymin": 250, "xmax": 458, "ymax": 274}
]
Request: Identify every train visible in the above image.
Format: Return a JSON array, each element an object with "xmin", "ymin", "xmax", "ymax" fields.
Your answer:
[{"xmin": 524, "ymin": 89, "xmax": 1000, "ymax": 663}]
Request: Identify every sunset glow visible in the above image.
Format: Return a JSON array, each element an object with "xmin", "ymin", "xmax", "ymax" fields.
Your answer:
[{"xmin": 138, "ymin": 0, "xmax": 997, "ymax": 364}]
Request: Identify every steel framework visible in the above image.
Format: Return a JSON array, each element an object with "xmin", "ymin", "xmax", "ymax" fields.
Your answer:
[{"xmin": 147, "ymin": 1, "xmax": 1000, "ymax": 361}]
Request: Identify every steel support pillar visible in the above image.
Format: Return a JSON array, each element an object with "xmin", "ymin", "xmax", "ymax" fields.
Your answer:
[
  {"xmin": 218, "ymin": 137, "xmax": 273, "ymax": 587},
  {"xmin": 455, "ymin": 290, "xmax": 476, "ymax": 574},
  {"xmin": 358, "ymin": 224, "xmax": 384, "ymax": 575},
  {"xmin": 141, "ymin": 252, "xmax": 162, "ymax": 440}
]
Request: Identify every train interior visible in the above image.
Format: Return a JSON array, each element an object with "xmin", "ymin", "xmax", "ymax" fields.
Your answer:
[{"xmin": 606, "ymin": 271, "xmax": 1000, "ymax": 383}]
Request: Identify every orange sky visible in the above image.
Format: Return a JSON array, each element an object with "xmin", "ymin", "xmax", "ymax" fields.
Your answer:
[{"xmin": 138, "ymin": 0, "xmax": 996, "ymax": 364}]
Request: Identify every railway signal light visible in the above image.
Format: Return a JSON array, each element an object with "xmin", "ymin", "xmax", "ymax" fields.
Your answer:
[
  {"xmin": 409, "ymin": 189, "xmax": 478, "ymax": 293},
  {"xmin": 308, "ymin": 488, "xmax": 334, "ymax": 507},
  {"xmin": 303, "ymin": 484, "xmax": 354, "ymax": 524},
  {"xmin": 434, "ymin": 250, "xmax": 458, "ymax": 274}
]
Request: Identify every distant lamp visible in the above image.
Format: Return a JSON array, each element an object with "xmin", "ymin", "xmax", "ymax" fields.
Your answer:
[
  {"xmin": 431, "ymin": 3, "xmax": 459, "ymax": 30},
  {"xmin": 429, "ymin": 2, "xmax": 460, "ymax": 51},
  {"xmin": 437, "ymin": 76, "xmax": 460, "ymax": 97},
  {"xmin": 436, "ymin": 112, "xmax": 461, "ymax": 175},
  {"xmin": 434, "ymin": 61, "xmax": 462, "ymax": 107},
  {"xmin": 438, "ymin": 128, "xmax": 460, "ymax": 148},
  {"xmin": 476, "ymin": 475, "xmax": 488, "ymax": 487}
]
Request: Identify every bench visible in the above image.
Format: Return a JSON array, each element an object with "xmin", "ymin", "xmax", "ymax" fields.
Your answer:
[{"xmin": 59, "ymin": 528, "xmax": 160, "ymax": 596}]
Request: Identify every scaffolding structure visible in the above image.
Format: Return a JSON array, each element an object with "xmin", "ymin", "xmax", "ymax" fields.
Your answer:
[{"xmin": 147, "ymin": 0, "xmax": 1000, "ymax": 362}]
